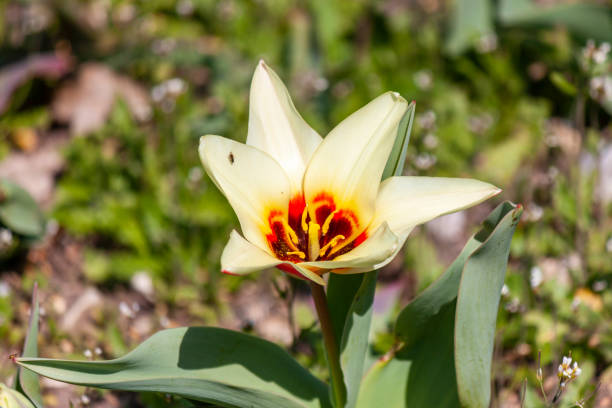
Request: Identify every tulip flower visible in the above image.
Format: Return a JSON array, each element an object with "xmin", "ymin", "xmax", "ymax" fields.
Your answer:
[
  {"xmin": 199, "ymin": 61, "xmax": 500, "ymax": 285},
  {"xmin": 0, "ymin": 383, "xmax": 35, "ymax": 408}
]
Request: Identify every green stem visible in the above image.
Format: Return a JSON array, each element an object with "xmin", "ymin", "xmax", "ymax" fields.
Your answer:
[{"xmin": 310, "ymin": 282, "xmax": 345, "ymax": 408}]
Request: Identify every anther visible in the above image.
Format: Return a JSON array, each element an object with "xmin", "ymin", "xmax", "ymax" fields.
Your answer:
[
  {"xmin": 322, "ymin": 210, "xmax": 339, "ymax": 236},
  {"xmin": 286, "ymin": 251, "xmax": 306, "ymax": 259},
  {"xmin": 301, "ymin": 206, "xmax": 309, "ymax": 233},
  {"xmin": 285, "ymin": 223, "xmax": 299, "ymax": 245},
  {"xmin": 319, "ymin": 234, "xmax": 345, "ymax": 257}
]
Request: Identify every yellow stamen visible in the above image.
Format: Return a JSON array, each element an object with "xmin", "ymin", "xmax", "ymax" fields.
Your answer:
[
  {"xmin": 301, "ymin": 206, "xmax": 309, "ymax": 232},
  {"xmin": 321, "ymin": 210, "xmax": 339, "ymax": 236},
  {"xmin": 308, "ymin": 221, "xmax": 321, "ymax": 261},
  {"xmin": 285, "ymin": 222, "xmax": 299, "ymax": 245},
  {"xmin": 319, "ymin": 235, "xmax": 345, "ymax": 258},
  {"xmin": 286, "ymin": 251, "xmax": 306, "ymax": 259}
]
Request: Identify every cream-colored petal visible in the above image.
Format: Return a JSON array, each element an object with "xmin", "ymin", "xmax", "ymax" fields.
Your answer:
[
  {"xmin": 221, "ymin": 230, "xmax": 282, "ymax": 275},
  {"xmin": 290, "ymin": 264, "xmax": 326, "ymax": 285},
  {"xmin": 199, "ymin": 135, "xmax": 292, "ymax": 251},
  {"xmin": 220, "ymin": 232, "xmax": 325, "ymax": 285},
  {"xmin": 371, "ymin": 176, "xmax": 502, "ymax": 238},
  {"xmin": 301, "ymin": 222, "xmax": 398, "ymax": 272},
  {"xmin": 247, "ymin": 61, "xmax": 323, "ymax": 192},
  {"xmin": 304, "ymin": 92, "xmax": 408, "ymax": 227}
]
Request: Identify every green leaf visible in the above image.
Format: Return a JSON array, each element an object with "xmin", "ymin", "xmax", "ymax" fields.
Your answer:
[
  {"xmin": 0, "ymin": 179, "xmax": 45, "ymax": 237},
  {"xmin": 499, "ymin": 0, "xmax": 612, "ymax": 42},
  {"xmin": 327, "ymin": 272, "xmax": 377, "ymax": 408},
  {"xmin": 357, "ymin": 202, "xmax": 522, "ymax": 408},
  {"xmin": 15, "ymin": 283, "xmax": 43, "ymax": 408},
  {"xmin": 454, "ymin": 203, "xmax": 522, "ymax": 407},
  {"xmin": 18, "ymin": 327, "xmax": 331, "ymax": 408},
  {"xmin": 445, "ymin": 0, "xmax": 494, "ymax": 55},
  {"xmin": 382, "ymin": 101, "xmax": 415, "ymax": 180}
]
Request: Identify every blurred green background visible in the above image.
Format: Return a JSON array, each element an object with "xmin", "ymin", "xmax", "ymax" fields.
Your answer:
[{"xmin": 0, "ymin": 0, "xmax": 612, "ymax": 406}]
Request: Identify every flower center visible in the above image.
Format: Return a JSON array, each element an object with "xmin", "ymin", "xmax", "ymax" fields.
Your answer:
[{"xmin": 266, "ymin": 193, "xmax": 367, "ymax": 263}]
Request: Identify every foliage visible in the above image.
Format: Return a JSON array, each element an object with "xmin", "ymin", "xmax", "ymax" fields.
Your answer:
[{"xmin": 1, "ymin": 0, "xmax": 611, "ymax": 405}]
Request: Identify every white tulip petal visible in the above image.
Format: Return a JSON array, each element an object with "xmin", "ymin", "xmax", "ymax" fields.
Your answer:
[
  {"xmin": 199, "ymin": 135, "xmax": 292, "ymax": 251},
  {"xmin": 304, "ymin": 92, "xmax": 408, "ymax": 226},
  {"xmin": 247, "ymin": 61, "xmax": 322, "ymax": 192},
  {"xmin": 302, "ymin": 222, "xmax": 398, "ymax": 272},
  {"xmin": 221, "ymin": 231, "xmax": 325, "ymax": 285},
  {"xmin": 221, "ymin": 230, "xmax": 282, "ymax": 275},
  {"xmin": 290, "ymin": 264, "xmax": 326, "ymax": 285},
  {"xmin": 371, "ymin": 176, "xmax": 502, "ymax": 237}
]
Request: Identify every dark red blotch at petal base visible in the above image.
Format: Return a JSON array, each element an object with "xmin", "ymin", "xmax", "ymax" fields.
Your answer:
[{"xmin": 222, "ymin": 269, "xmax": 241, "ymax": 276}]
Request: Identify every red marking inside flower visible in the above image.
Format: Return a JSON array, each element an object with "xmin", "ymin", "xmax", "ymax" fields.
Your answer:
[
  {"xmin": 276, "ymin": 263, "xmax": 306, "ymax": 279},
  {"xmin": 265, "ymin": 192, "xmax": 368, "ymax": 265},
  {"xmin": 222, "ymin": 269, "xmax": 241, "ymax": 276}
]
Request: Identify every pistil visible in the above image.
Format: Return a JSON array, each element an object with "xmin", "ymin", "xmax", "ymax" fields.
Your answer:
[{"xmin": 308, "ymin": 221, "xmax": 321, "ymax": 261}]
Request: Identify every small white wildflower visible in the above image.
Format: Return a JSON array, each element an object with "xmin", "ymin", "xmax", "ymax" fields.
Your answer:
[
  {"xmin": 413, "ymin": 69, "xmax": 433, "ymax": 90},
  {"xmin": 594, "ymin": 42, "xmax": 611, "ymax": 64},
  {"xmin": 0, "ymin": 281, "xmax": 11, "ymax": 298},
  {"xmin": 0, "ymin": 228, "xmax": 13, "ymax": 248},
  {"xmin": 526, "ymin": 204, "xmax": 543, "ymax": 222},
  {"xmin": 505, "ymin": 298, "xmax": 520, "ymax": 313},
  {"xmin": 548, "ymin": 166, "xmax": 559, "ymax": 180},
  {"xmin": 151, "ymin": 38, "xmax": 177, "ymax": 55},
  {"xmin": 416, "ymin": 110, "xmax": 436, "ymax": 131},
  {"xmin": 81, "ymin": 394, "xmax": 91, "ymax": 405},
  {"xmin": 423, "ymin": 133, "xmax": 438, "ymax": 149},
  {"xmin": 165, "ymin": 78, "xmax": 187, "ymax": 96},
  {"xmin": 593, "ymin": 280, "xmax": 607, "ymax": 292},
  {"xmin": 476, "ymin": 33, "xmax": 498, "ymax": 53},
  {"xmin": 188, "ymin": 166, "xmax": 203, "ymax": 183},
  {"xmin": 94, "ymin": 347, "xmax": 103, "ymax": 355},
  {"xmin": 313, "ymin": 77, "xmax": 329, "ymax": 92},
  {"xmin": 606, "ymin": 237, "xmax": 612, "ymax": 253},
  {"xmin": 558, "ymin": 355, "xmax": 581, "ymax": 382},
  {"xmin": 530, "ymin": 266, "xmax": 543, "ymax": 288},
  {"xmin": 537, "ymin": 367, "xmax": 543, "ymax": 381},
  {"xmin": 468, "ymin": 114, "xmax": 494, "ymax": 135},
  {"xmin": 176, "ymin": 0, "xmax": 194, "ymax": 16},
  {"xmin": 500, "ymin": 284, "xmax": 509, "ymax": 297},
  {"xmin": 590, "ymin": 76, "xmax": 612, "ymax": 102},
  {"xmin": 414, "ymin": 153, "xmax": 437, "ymax": 170},
  {"xmin": 46, "ymin": 219, "xmax": 59, "ymax": 236},
  {"xmin": 583, "ymin": 39, "xmax": 611, "ymax": 65},
  {"xmin": 119, "ymin": 301, "xmax": 135, "ymax": 318},
  {"xmin": 131, "ymin": 271, "xmax": 154, "ymax": 297},
  {"xmin": 151, "ymin": 84, "xmax": 167, "ymax": 103},
  {"xmin": 83, "ymin": 349, "xmax": 93, "ymax": 358}
]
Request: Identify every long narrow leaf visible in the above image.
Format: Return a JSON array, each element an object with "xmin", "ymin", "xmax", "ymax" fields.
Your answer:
[
  {"xmin": 357, "ymin": 202, "xmax": 522, "ymax": 408},
  {"xmin": 15, "ymin": 283, "xmax": 42, "ymax": 408},
  {"xmin": 454, "ymin": 203, "xmax": 522, "ymax": 407},
  {"xmin": 18, "ymin": 327, "xmax": 331, "ymax": 408}
]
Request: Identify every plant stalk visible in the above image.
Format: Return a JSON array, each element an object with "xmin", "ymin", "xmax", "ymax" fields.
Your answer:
[{"xmin": 310, "ymin": 282, "xmax": 345, "ymax": 408}]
